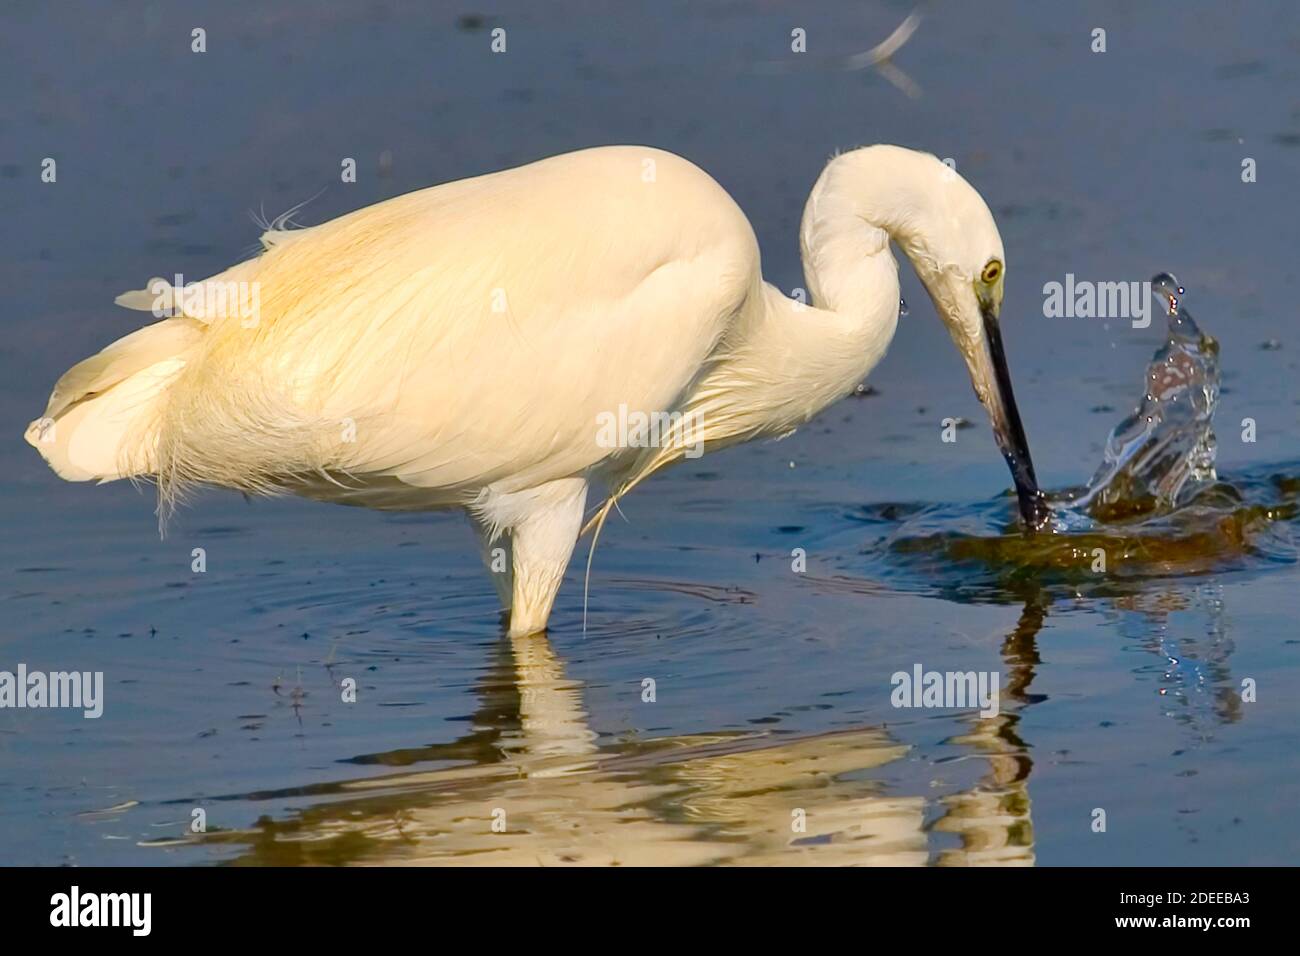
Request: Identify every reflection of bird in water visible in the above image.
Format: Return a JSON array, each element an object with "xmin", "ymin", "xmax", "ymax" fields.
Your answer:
[
  {"xmin": 182, "ymin": 602, "xmax": 1047, "ymax": 866},
  {"xmin": 934, "ymin": 597, "xmax": 1043, "ymax": 866}
]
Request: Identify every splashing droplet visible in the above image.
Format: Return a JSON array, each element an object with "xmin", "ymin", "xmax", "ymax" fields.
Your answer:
[
  {"xmin": 1151, "ymin": 271, "xmax": 1185, "ymax": 316},
  {"xmin": 899, "ymin": 296, "xmax": 909, "ymax": 317},
  {"xmin": 1053, "ymin": 274, "xmax": 1219, "ymax": 519}
]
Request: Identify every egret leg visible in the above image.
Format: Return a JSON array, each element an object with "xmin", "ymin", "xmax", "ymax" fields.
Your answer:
[{"xmin": 502, "ymin": 477, "xmax": 588, "ymax": 637}]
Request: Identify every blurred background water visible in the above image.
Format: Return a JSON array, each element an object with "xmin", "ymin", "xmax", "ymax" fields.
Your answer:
[{"xmin": 2, "ymin": 0, "xmax": 1299, "ymax": 865}]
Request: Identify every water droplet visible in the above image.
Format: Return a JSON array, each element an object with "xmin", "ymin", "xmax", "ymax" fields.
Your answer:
[
  {"xmin": 899, "ymin": 296, "xmax": 909, "ymax": 316},
  {"xmin": 1151, "ymin": 271, "xmax": 1184, "ymax": 315}
]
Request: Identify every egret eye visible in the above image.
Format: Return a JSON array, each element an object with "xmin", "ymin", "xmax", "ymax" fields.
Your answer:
[{"xmin": 981, "ymin": 260, "xmax": 1002, "ymax": 284}]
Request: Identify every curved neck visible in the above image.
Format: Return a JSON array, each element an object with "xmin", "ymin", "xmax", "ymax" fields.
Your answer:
[
  {"xmin": 781, "ymin": 151, "xmax": 908, "ymax": 382},
  {"xmin": 679, "ymin": 150, "xmax": 945, "ymax": 446},
  {"xmin": 798, "ymin": 148, "xmax": 938, "ymax": 318}
]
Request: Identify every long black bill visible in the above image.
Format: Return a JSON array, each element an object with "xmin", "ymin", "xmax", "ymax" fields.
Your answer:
[{"xmin": 980, "ymin": 305, "xmax": 1051, "ymax": 531}]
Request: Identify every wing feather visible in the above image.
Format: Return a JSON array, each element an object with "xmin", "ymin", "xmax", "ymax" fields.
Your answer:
[{"xmin": 155, "ymin": 146, "xmax": 760, "ymax": 505}]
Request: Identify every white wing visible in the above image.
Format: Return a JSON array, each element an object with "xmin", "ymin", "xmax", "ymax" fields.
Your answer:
[{"xmin": 137, "ymin": 146, "xmax": 761, "ymax": 505}]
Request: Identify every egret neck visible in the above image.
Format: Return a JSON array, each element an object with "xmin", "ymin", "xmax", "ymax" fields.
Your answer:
[{"xmin": 793, "ymin": 146, "xmax": 1049, "ymax": 529}]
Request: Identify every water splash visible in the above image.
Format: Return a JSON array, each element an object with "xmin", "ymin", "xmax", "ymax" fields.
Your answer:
[
  {"xmin": 856, "ymin": 273, "xmax": 1298, "ymax": 593},
  {"xmin": 1053, "ymin": 272, "xmax": 1220, "ymax": 522}
]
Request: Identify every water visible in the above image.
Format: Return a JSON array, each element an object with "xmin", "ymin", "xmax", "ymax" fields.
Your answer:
[
  {"xmin": 877, "ymin": 278, "xmax": 1296, "ymax": 594},
  {"xmin": 1055, "ymin": 274, "xmax": 1221, "ymax": 522},
  {"xmin": 4, "ymin": 1, "xmax": 1300, "ymax": 866}
]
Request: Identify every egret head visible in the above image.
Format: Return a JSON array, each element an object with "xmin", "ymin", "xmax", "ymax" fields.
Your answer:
[{"xmin": 845, "ymin": 147, "xmax": 1049, "ymax": 529}]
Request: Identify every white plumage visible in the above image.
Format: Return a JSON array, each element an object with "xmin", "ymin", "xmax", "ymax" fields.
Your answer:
[{"xmin": 25, "ymin": 144, "xmax": 1044, "ymax": 635}]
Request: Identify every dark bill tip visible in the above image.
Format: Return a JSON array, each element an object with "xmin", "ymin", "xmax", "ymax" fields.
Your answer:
[{"xmin": 981, "ymin": 305, "xmax": 1052, "ymax": 532}]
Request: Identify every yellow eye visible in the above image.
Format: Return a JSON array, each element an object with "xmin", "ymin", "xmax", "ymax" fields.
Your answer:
[{"xmin": 981, "ymin": 260, "xmax": 1002, "ymax": 284}]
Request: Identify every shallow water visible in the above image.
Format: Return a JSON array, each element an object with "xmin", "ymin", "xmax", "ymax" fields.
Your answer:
[{"xmin": 3, "ymin": 1, "xmax": 1300, "ymax": 865}]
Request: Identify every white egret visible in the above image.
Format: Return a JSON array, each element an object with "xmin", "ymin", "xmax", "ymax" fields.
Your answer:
[{"xmin": 24, "ymin": 144, "xmax": 1047, "ymax": 636}]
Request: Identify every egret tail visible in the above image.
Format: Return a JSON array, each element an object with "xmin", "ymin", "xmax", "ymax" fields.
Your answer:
[{"xmin": 23, "ymin": 316, "xmax": 203, "ymax": 483}]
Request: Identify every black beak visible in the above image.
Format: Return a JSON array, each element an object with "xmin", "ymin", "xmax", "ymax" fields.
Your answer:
[{"xmin": 980, "ymin": 304, "xmax": 1051, "ymax": 531}]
